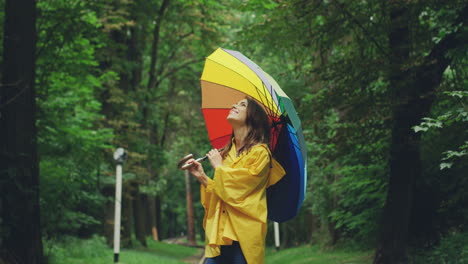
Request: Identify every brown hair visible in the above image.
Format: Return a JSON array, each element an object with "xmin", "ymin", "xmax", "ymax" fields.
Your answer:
[{"xmin": 220, "ymin": 97, "xmax": 271, "ymax": 158}]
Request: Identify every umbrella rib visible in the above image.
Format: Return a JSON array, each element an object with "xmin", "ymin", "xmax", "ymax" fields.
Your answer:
[
  {"xmin": 201, "ymin": 80, "xmax": 280, "ymax": 118},
  {"xmin": 204, "ymin": 58, "xmax": 279, "ymax": 115},
  {"xmin": 262, "ymin": 83, "xmax": 276, "ymax": 117},
  {"xmin": 289, "ymin": 132, "xmax": 304, "ymax": 156},
  {"xmin": 253, "ymin": 83, "xmax": 274, "ymax": 117},
  {"xmin": 219, "ymin": 49, "xmax": 281, "ymax": 112}
]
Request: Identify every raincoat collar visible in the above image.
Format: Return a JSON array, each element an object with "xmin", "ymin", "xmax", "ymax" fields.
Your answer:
[{"xmin": 227, "ymin": 139, "xmax": 285, "ymax": 187}]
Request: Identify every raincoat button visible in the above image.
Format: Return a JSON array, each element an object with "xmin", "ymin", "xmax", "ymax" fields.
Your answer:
[{"xmin": 222, "ymin": 210, "xmax": 226, "ymax": 213}]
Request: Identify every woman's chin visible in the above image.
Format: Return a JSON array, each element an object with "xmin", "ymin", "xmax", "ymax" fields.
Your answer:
[{"xmin": 227, "ymin": 117, "xmax": 240, "ymax": 126}]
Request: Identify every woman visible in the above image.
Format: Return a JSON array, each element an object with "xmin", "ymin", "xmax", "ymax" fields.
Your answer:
[{"xmin": 186, "ymin": 97, "xmax": 285, "ymax": 264}]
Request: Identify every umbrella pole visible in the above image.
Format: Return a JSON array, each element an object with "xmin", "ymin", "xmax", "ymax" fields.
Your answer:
[{"xmin": 274, "ymin": 222, "xmax": 280, "ymax": 251}]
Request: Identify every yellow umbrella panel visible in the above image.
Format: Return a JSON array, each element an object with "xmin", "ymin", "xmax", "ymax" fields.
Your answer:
[{"xmin": 200, "ymin": 48, "xmax": 281, "ymax": 117}]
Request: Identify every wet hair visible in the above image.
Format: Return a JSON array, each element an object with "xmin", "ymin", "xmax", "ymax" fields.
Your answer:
[{"xmin": 220, "ymin": 97, "xmax": 270, "ymax": 158}]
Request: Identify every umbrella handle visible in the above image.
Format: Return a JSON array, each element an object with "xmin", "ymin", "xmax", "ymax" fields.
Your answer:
[
  {"xmin": 178, "ymin": 154, "xmax": 208, "ymax": 170},
  {"xmin": 178, "ymin": 148, "xmax": 224, "ymax": 170}
]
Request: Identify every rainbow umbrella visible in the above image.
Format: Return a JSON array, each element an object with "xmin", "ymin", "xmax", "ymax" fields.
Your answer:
[{"xmin": 200, "ymin": 48, "xmax": 307, "ymax": 222}]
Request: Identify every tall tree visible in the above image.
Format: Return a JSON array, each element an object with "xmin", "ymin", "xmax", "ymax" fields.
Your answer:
[
  {"xmin": 374, "ymin": 3, "xmax": 468, "ymax": 263},
  {"xmin": 142, "ymin": 0, "xmax": 170, "ymax": 243},
  {"xmin": 0, "ymin": 0, "xmax": 43, "ymax": 263}
]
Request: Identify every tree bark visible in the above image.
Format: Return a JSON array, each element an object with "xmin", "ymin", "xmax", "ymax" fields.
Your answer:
[
  {"xmin": 121, "ymin": 190, "xmax": 133, "ymax": 247},
  {"xmin": 374, "ymin": 5, "xmax": 413, "ymax": 263},
  {"xmin": 132, "ymin": 183, "xmax": 147, "ymax": 247},
  {"xmin": 0, "ymin": 0, "xmax": 43, "ymax": 263},
  {"xmin": 140, "ymin": 0, "xmax": 170, "ymax": 243},
  {"xmin": 156, "ymin": 196, "xmax": 162, "ymax": 239},
  {"xmin": 306, "ymin": 209, "xmax": 318, "ymax": 242},
  {"xmin": 374, "ymin": 3, "xmax": 468, "ymax": 264},
  {"xmin": 102, "ymin": 185, "xmax": 115, "ymax": 246},
  {"xmin": 144, "ymin": 127, "xmax": 161, "ymax": 241},
  {"xmin": 148, "ymin": 197, "xmax": 159, "ymax": 241},
  {"xmin": 147, "ymin": 0, "xmax": 170, "ymax": 91}
]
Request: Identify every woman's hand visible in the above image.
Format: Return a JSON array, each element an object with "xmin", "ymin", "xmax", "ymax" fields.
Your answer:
[
  {"xmin": 207, "ymin": 149, "xmax": 222, "ymax": 169},
  {"xmin": 186, "ymin": 158, "xmax": 209, "ymax": 187}
]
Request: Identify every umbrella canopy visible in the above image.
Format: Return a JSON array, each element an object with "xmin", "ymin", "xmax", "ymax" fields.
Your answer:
[{"xmin": 200, "ymin": 48, "xmax": 307, "ymax": 222}]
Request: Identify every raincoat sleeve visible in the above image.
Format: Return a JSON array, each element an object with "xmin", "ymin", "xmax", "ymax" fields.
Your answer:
[
  {"xmin": 208, "ymin": 146, "xmax": 271, "ymax": 219},
  {"xmin": 201, "ymin": 178, "xmax": 215, "ymax": 210}
]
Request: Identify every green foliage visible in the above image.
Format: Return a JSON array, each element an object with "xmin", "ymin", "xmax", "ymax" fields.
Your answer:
[
  {"xmin": 329, "ymin": 162, "xmax": 386, "ymax": 243},
  {"xmin": 40, "ymin": 159, "xmax": 107, "ymax": 236},
  {"xmin": 44, "ymin": 235, "xmax": 109, "ymax": 261},
  {"xmin": 36, "ymin": 0, "xmax": 115, "ymax": 238},
  {"xmin": 234, "ymin": 0, "xmax": 468, "ymax": 252},
  {"xmin": 409, "ymin": 231, "xmax": 468, "ymax": 264},
  {"xmin": 15, "ymin": 0, "xmax": 465, "ymax": 256},
  {"xmin": 414, "ymin": 87, "xmax": 468, "ymax": 244},
  {"xmin": 426, "ymin": 231, "xmax": 468, "ymax": 263},
  {"xmin": 69, "ymin": 0, "xmax": 242, "ymax": 242},
  {"xmin": 414, "ymin": 90, "xmax": 468, "ymax": 170}
]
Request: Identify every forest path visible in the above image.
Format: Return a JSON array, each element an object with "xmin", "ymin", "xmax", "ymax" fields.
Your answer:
[{"xmin": 163, "ymin": 236, "xmax": 205, "ymax": 264}]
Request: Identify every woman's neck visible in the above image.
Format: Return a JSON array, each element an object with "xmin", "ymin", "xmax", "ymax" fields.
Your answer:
[{"xmin": 233, "ymin": 125, "xmax": 249, "ymax": 153}]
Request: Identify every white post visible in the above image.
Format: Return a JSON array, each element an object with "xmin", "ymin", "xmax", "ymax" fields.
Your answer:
[
  {"xmin": 113, "ymin": 163, "xmax": 123, "ymax": 263},
  {"xmin": 274, "ymin": 221, "xmax": 280, "ymax": 251}
]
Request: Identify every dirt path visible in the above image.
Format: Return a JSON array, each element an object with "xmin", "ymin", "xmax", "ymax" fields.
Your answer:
[
  {"xmin": 182, "ymin": 248, "xmax": 205, "ymax": 264},
  {"xmin": 163, "ymin": 237, "xmax": 205, "ymax": 264}
]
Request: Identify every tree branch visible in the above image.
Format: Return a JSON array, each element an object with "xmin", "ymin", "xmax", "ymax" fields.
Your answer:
[
  {"xmin": 155, "ymin": 58, "xmax": 203, "ymax": 88},
  {"xmin": 333, "ymin": 1, "xmax": 389, "ymax": 57},
  {"xmin": 424, "ymin": 4, "xmax": 468, "ymax": 66},
  {"xmin": 155, "ymin": 30, "xmax": 194, "ymax": 79},
  {"xmin": 147, "ymin": 0, "xmax": 170, "ymax": 91}
]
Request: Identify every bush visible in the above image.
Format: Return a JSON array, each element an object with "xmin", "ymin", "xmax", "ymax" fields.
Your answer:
[
  {"xmin": 43, "ymin": 235, "xmax": 109, "ymax": 263},
  {"xmin": 410, "ymin": 231, "xmax": 468, "ymax": 264}
]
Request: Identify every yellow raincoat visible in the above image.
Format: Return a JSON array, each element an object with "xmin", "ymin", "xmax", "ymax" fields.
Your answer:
[{"xmin": 201, "ymin": 142, "xmax": 285, "ymax": 264}]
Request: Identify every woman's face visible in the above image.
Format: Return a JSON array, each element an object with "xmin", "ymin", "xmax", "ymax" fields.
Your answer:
[{"xmin": 227, "ymin": 99, "xmax": 248, "ymax": 125}]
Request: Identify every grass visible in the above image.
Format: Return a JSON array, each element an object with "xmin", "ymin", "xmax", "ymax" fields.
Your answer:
[
  {"xmin": 45, "ymin": 235, "xmax": 373, "ymax": 264},
  {"xmin": 265, "ymin": 244, "xmax": 373, "ymax": 264},
  {"xmin": 45, "ymin": 236, "xmax": 201, "ymax": 264}
]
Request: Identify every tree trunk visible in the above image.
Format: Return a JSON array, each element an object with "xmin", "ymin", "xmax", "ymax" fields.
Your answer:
[
  {"xmin": 185, "ymin": 170, "xmax": 196, "ymax": 246},
  {"xmin": 0, "ymin": 0, "xmax": 43, "ymax": 263},
  {"xmin": 148, "ymin": 197, "xmax": 159, "ymax": 241},
  {"xmin": 141, "ymin": 0, "xmax": 170, "ymax": 241},
  {"xmin": 306, "ymin": 210, "xmax": 318, "ymax": 243},
  {"xmin": 122, "ymin": 190, "xmax": 133, "ymax": 247},
  {"xmin": 102, "ymin": 186, "xmax": 115, "ymax": 246},
  {"xmin": 142, "ymin": 124, "xmax": 162, "ymax": 241},
  {"xmin": 147, "ymin": 0, "xmax": 170, "ymax": 91},
  {"xmin": 156, "ymin": 196, "xmax": 162, "ymax": 240},
  {"xmin": 132, "ymin": 183, "xmax": 147, "ymax": 247},
  {"xmin": 374, "ymin": 5, "xmax": 413, "ymax": 264},
  {"xmin": 128, "ymin": 25, "xmax": 143, "ymax": 90},
  {"xmin": 374, "ymin": 3, "xmax": 468, "ymax": 263}
]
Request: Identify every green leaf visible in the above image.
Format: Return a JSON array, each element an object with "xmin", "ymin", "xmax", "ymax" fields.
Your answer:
[{"xmin": 440, "ymin": 162, "xmax": 453, "ymax": 170}]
